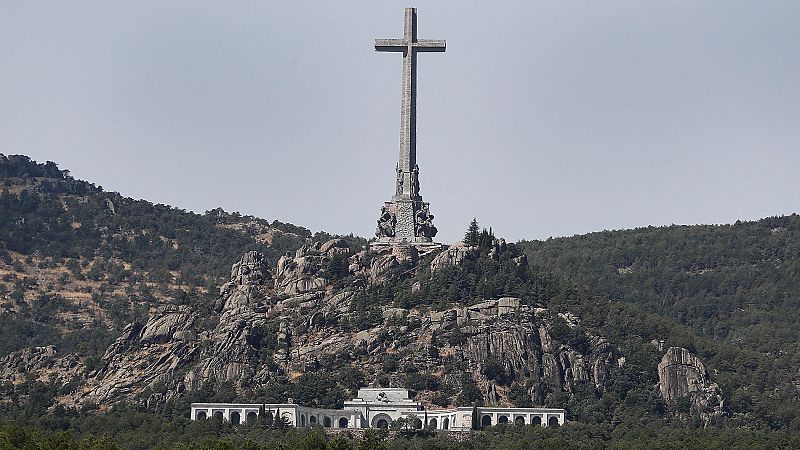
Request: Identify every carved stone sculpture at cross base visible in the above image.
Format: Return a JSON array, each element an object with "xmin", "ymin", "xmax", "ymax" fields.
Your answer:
[
  {"xmin": 376, "ymin": 206, "xmax": 396, "ymax": 238},
  {"xmin": 370, "ymin": 8, "xmax": 444, "ymax": 253},
  {"xmin": 414, "ymin": 204, "xmax": 437, "ymax": 238}
]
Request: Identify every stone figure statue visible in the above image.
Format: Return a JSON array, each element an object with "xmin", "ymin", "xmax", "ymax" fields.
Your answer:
[
  {"xmin": 395, "ymin": 164, "xmax": 404, "ymax": 196},
  {"xmin": 411, "ymin": 164, "xmax": 420, "ymax": 198},
  {"xmin": 414, "ymin": 205, "xmax": 437, "ymax": 238},
  {"xmin": 376, "ymin": 206, "xmax": 397, "ymax": 237}
]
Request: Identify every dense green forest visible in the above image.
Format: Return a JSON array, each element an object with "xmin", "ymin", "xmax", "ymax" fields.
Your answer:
[
  {"xmin": 0, "ymin": 155, "xmax": 309, "ymax": 287},
  {"xmin": 519, "ymin": 218, "xmax": 800, "ymax": 430},
  {"xmin": 3, "ymin": 411, "xmax": 800, "ymax": 450}
]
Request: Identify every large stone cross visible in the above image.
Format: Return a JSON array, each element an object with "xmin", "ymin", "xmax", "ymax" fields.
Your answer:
[{"xmin": 375, "ymin": 7, "xmax": 445, "ymax": 200}]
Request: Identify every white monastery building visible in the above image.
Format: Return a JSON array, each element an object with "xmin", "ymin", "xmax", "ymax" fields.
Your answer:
[{"xmin": 191, "ymin": 388, "xmax": 566, "ymax": 431}]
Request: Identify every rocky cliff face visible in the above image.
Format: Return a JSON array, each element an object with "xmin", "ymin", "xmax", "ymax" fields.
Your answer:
[
  {"xmin": 33, "ymin": 241, "xmax": 625, "ymax": 410},
  {"xmin": 0, "ymin": 239, "xmax": 724, "ymax": 420},
  {"xmin": 63, "ymin": 250, "xmax": 278, "ymax": 408},
  {"xmin": 0, "ymin": 346, "xmax": 81, "ymax": 386},
  {"xmin": 657, "ymin": 347, "xmax": 725, "ymax": 424}
]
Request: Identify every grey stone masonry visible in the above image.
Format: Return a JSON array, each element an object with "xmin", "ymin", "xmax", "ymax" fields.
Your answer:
[{"xmin": 373, "ymin": 8, "xmax": 444, "ymax": 249}]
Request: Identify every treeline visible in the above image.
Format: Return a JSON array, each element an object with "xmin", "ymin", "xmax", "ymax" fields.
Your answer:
[
  {"xmin": 1, "ymin": 419, "xmax": 798, "ymax": 450},
  {"xmin": 0, "ymin": 189, "xmax": 302, "ymax": 287},
  {"xmin": 0, "ymin": 154, "xmax": 101, "ymax": 195},
  {"xmin": 0, "ymin": 154, "xmax": 71, "ymax": 181}
]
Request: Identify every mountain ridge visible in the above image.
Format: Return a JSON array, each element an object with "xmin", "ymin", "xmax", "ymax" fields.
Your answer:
[{"xmin": 1, "ymin": 154, "xmax": 799, "ymax": 447}]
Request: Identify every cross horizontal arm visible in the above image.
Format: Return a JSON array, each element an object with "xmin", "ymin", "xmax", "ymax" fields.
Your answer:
[
  {"xmin": 413, "ymin": 40, "xmax": 446, "ymax": 52},
  {"xmin": 375, "ymin": 39, "xmax": 406, "ymax": 52}
]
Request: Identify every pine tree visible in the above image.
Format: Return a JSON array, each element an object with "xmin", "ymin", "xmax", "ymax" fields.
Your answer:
[
  {"xmin": 265, "ymin": 410, "xmax": 274, "ymax": 428},
  {"xmin": 471, "ymin": 405, "xmax": 479, "ymax": 430},
  {"xmin": 464, "ymin": 218, "xmax": 480, "ymax": 246},
  {"xmin": 272, "ymin": 408, "xmax": 289, "ymax": 429},
  {"xmin": 258, "ymin": 404, "xmax": 267, "ymax": 428}
]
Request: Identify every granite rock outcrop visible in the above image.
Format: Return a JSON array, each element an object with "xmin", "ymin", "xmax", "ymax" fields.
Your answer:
[
  {"xmin": 657, "ymin": 346, "xmax": 725, "ymax": 424},
  {"xmin": 47, "ymin": 244, "xmax": 628, "ymax": 410}
]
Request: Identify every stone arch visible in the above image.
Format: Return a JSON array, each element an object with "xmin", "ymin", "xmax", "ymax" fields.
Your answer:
[
  {"xmin": 338, "ymin": 417, "xmax": 349, "ymax": 428},
  {"xmin": 442, "ymin": 417, "xmax": 449, "ymax": 430},
  {"xmin": 548, "ymin": 416, "xmax": 560, "ymax": 428},
  {"xmin": 246, "ymin": 411, "xmax": 257, "ymax": 425},
  {"xmin": 429, "ymin": 418, "xmax": 437, "ymax": 429},
  {"xmin": 300, "ymin": 414, "xmax": 306, "ymax": 426},
  {"xmin": 498, "ymin": 415, "xmax": 509, "ymax": 424},
  {"xmin": 413, "ymin": 418, "xmax": 422, "ymax": 429},
  {"xmin": 532, "ymin": 416, "xmax": 542, "ymax": 426},
  {"xmin": 230, "ymin": 411, "xmax": 240, "ymax": 425},
  {"xmin": 481, "ymin": 414, "xmax": 492, "ymax": 428},
  {"xmin": 213, "ymin": 411, "xmax": 224, "ymax": 421},
  {"xmin": 514, "ymin": 416, "xmax": 525, "ymax": 426},
  {"xmin": 309, "ymin": 415, "xmax": 317, "ymax": 425},
  {"xmin": 196, "ymin": 411, "xmax": 207, "ymax": 420},
  {"xmin": 323, "ymin": 416, "xmax": 332, "ymax": 428},
  {"xmin": 372, "ymin": 413, "xmax": 392, "ymax": 429}
]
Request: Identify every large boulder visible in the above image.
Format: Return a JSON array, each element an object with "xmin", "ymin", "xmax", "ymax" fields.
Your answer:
[
  {"xmin": 0, "ymin": 346, "xmax": 80, "ymax": 385},
  {"xmin": 139, "ymin": 305, "xmax": 194, "ymax": 344},
  {"xmin": 229, "ymin": 251, "xmax": 271, "ymax": 286},
  {"xmin": 430, "ymin": 242, "xmax": 478, "ymax": 273},
  {"xmin": 273, "ymin": 242, "xmax": 344, "ymax": 295},
  {"xmin": 657, "ymin": 347, "xmax": 725, "ymax": 422}
]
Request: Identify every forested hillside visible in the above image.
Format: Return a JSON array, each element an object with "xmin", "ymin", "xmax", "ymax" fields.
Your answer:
[
  {"xmin": 1, "ymin": 154, "xmax": 798, "ymax": 449},
  {"xmin": 0, "ymin": 154, "xmax": 319, "ymax": 359},
  {"xmin": 520, "ymin": 218, "xmax": 800, "ymax": 429}
]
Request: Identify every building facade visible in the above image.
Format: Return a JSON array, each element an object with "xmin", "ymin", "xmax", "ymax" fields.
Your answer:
[{"xmin": 191, "ymin": 388, "xmax": 566, "ymax": 431}]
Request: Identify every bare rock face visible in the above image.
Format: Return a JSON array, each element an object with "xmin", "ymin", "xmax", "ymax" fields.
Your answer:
[
  {"xmin": 347, "ymin": 249, "xmax": 401, "ymax": 285},
  {"xmin": 139, "ymin": 305, "xmax": 194, "ymax": 344},
  {"xmin": 426, "ymin": 300, "xmax": 618, "ymax": 405},
  {"xmin": 229, "ymin": 251, "xmax": 271, "ymax": 286},
  {"xmin": 368, "ymin": 254, "xmax": 400, "ymax": 284},
  {"xmin": 66, "ymin": 251, "xmax": 276, "ymax": 409},
  {"xmin": 657, "ymin": 347, "xmax": 725, "ymax": 423},
  {"xmin": 0, "ymin": 346, "xmax": 80, "ymax": 385},
  {"xmin": 320, "ymin": 239, "xmax": 350, "ymax": 257},
  {"xmin": 430, "ymin": 242, "xmax": 477, "ymax": 273},
  {"xmin": 274, "ymin": 241, "xmax": 347, "ymax": 295},
  {"xmin": 56, "ymin": 248, "xmax": 625, "ymax": 412},
  {"xmin": 185, "ymin": 251, "xmax": 275, "ymax": 390},
  {"xmin": 65, "ymin": 304, "xmax": 201, "ymax": 408}
]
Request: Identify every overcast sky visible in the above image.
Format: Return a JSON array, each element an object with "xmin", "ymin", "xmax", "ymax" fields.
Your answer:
[{"xmin": 1, "ymin": 1, "xmax": 798, "ymax": 243}]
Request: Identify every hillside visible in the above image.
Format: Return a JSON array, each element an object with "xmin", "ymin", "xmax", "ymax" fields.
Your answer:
[
  {"xmin": 0, "ymin": 154, "xmax": 359, "ymax": 376},
  {"xmin": 0, "ymin": 154, "xmax": 798, "ymax": 448},
  {"xmin": 520, "ymin": 218, "xmax": 800, "ymax": 429}
]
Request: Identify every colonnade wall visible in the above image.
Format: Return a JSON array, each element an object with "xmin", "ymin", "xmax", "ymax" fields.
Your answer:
[{"xmin": 191, "ymin": 403, "xmax": 566, "ymax": 430}]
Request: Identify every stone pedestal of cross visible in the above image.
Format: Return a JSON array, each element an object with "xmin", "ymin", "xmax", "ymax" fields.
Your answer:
[{"xmin": 372, "ymin": 7, "xmax": 444, "ymax": 252}]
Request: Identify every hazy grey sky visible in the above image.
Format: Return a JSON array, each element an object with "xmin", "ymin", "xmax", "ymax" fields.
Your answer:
[{"xmin": 2, "ymin": 1, "xmax": 798, "ymax": 243}]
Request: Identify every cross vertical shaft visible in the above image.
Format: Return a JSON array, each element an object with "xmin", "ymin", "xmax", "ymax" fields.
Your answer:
[
  {"xmin": 376, "ymin": 7, "xmax": 445, "ymax": 200},
  {"xmin": 402, "ymin": 7, "xmax": 416, "ymax": 179}
]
